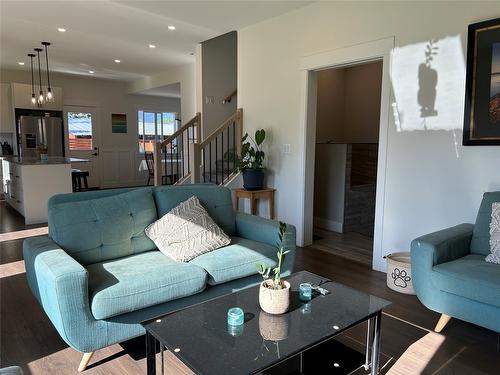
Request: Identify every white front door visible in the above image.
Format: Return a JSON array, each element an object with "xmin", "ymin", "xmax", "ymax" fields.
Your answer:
[{"xmin": 63, "ymin": 105, "xmax": 101, "ymax": 189}]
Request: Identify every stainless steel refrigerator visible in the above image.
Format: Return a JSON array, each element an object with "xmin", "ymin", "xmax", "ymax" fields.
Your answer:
[{"xmin": 17, "ymin": 116, "xmax": 64, "ymax": 157}]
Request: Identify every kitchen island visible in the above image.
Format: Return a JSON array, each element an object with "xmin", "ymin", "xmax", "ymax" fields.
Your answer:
[{"xmin": 1, "ymin": 156, "xmax": 74, "ymax": 224}]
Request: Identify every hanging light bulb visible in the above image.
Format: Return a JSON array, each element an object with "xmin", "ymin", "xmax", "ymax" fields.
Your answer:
[
  {"xmin": 28, "ymin": 53, "xmax": 37, "ymax": 105},
  {"xmin": 41, "ymin": 42, "xmax": 53, "ymax": 101},
  {"xmin": 34, "ymin": 47, "xmax": 44, "ymax": 105}
]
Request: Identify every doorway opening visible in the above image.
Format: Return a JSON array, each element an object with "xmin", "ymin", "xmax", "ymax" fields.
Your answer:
[{"xmin": 312, "ymin": 61, "xmax": 383, "ymax": 267}]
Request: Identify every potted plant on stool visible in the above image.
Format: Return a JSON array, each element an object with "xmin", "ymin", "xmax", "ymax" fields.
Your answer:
[
  {"xmin": 238, "ymin": 129, "xmax": 266, "ymax": 190},
  {"xmin": 257, "ymin": 222, "xmax": 291, "ymax": 315}
]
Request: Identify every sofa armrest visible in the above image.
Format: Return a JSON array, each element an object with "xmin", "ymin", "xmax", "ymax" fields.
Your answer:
[
  {"xmin": 410, "ymin": 223, "xmax": 473, "ymax": 267},
  {"xmin": 235, "ymin": 212, "xmax": 296, "ymax": 275},
  {"xmin": 410, "ymin": 223, "xmax": 473, "ymax": 309},
  {"xmin": 23, "ymin": 236, "xmax": 101, "ymax": 352}
]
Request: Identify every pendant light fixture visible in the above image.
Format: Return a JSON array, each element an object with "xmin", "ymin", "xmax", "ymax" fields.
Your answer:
[
  {"xmin": 28, "ymin": 53, "xmax": 36, "ymax": 105},
  {"xmin": 34, "ymin": 47, "xmax": 44, "ymax": 105},
  {"xmin": 41, "ymin": 42, "xmax": 53, "ymax": 102}
]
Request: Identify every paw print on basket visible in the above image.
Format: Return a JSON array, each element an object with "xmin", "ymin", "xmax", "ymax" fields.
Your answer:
[{"xmin": 391, "ymin": 268, "xmax": 411, "ymax": 288}]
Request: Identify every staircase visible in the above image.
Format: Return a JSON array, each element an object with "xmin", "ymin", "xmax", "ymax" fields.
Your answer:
[{"xmin": 153, "ymin": 108, "xmax": 242, "ymax": 186}]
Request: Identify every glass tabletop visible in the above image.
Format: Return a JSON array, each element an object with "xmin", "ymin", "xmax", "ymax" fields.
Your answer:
[{"xmin": 142, "ymin": 270, "xmax": 391, "ymax": 375}]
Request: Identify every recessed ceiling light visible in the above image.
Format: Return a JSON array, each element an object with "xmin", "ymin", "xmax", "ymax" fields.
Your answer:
[
  {"xmin": 149, "ymin": 44, "xmax": 156, "ymax": 49},
  {"xmin": 88, "ymin": 70, "xmax": 95, "ymax": 74},
  {"xmin": 114, "ymin": 59, "xmax": 121, "ymax": 63},
  {"xmin": 57, "ymin": 27, "xmax": 66, "ymax": 32},
  {"xmin": 168, "ymin": 25, "xmax": 176, "ymax": 30},
  {"xmin": 18, "ymin": 62, "xmax": 25, "ymax": 65}
]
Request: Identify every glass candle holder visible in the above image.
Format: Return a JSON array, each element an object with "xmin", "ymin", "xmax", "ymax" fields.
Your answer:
[
  {"xmin": 227, "ymin": 307, "xmax": 244, "ymax": 326},
  {"xmin": 227, "ymin": 323, "xmax": 244, "ymax": 337},
  {"xmin": 299, "ymin": 283, "xmax": 312, "ymax": 302}
]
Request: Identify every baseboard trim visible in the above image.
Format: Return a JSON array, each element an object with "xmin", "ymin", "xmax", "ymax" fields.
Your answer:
[{"xmin": 314, "ymin": 217, "xmax": 343, "ymax": 233}]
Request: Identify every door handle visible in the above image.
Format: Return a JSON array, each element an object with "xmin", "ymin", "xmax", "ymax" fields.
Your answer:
[{"xmin": 92, "ymin": 146, "xmax": 99, "ymax": 156}]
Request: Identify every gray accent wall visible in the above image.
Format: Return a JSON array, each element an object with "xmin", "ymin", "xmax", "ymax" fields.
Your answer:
[{"xmin": 201, "ymin": 31, "xmax": 237, "ymax": 138}]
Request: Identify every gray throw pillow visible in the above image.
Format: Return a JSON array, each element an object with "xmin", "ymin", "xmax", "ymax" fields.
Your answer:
[
  {"xmin": 487, "ymin": 202, "xmax": 500, "ymax": 264},
  {"xmin": 145, "ymin": 196, "xmax": 231, "ymax": 262}
]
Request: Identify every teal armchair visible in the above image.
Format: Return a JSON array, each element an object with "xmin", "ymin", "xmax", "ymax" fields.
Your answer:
[
  {"xmin": 411, "ymin": 192, "xmax": 500, "ymax": 333},
  {"xmin": 23, "ymin": 185, "xmax": 296, "ymax": 372}
]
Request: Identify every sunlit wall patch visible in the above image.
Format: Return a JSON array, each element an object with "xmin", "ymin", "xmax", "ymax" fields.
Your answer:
[{"xmin": 390, "ymin": 35, "xmax": 465, "ymax": 132}]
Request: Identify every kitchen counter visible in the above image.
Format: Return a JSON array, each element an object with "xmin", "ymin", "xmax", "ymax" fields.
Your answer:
[
  {"xmin": 2, "ymin": 157, "xmax": 73, "ymax": 224},
  {"xmin": 1, "ymin": 156, "xmax": 88, "ymax": 165}
]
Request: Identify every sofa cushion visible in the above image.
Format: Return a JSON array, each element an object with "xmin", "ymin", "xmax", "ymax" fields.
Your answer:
[
  {"xmin": 153, "ymin": 184, "xmax": 235, "ymax": 236},
  {"xmin": 49, "ymin": 188, "xmax": 158, "ymax": 265},
  {"xmin": 189, "ymin": 236, "xmax": 277, "ymax": 285},
  {"xmin": 431, "ymin": 254, "xmax": 500, "ymax": 308},
  {"xmin": 471, "ymin": 191, "xmax": 500, "ymax": 256},
  {"xmin": 87, "ymin": 251, "xmax": 207, "ymax": 319}
]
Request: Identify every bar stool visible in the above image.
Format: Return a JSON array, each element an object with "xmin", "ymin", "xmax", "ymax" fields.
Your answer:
[{"xmin": 72, "ymin": 169, "xmax": 89, "ymax": 192}]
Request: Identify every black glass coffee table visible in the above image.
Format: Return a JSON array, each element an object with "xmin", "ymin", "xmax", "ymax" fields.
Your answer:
[{"xmin": 142, "ymin": 270, "xmax": 391, "ymax": 375}]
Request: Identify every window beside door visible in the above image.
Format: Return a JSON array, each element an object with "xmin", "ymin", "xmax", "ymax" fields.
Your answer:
[
  {"xmin": 138, "ymin": 111, "xmax": 177, "ymax": 153},
  {"xmin": 68, "ymin": 112, "xmax": 93, "ymax": 151}
]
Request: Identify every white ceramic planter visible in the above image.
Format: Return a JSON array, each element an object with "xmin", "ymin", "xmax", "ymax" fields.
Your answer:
[{"xmin": 259, "ymin": 280, "xmax": 291, "ymax": 315}]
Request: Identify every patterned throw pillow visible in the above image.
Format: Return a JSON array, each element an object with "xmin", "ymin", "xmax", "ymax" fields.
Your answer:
[
  {"xmin": 488, "ymin": 202, "xmax": 500, "ymax": 264},
  {"xmin": 145, "ymin": 196, "xmax": 231, "ymax": 262}
]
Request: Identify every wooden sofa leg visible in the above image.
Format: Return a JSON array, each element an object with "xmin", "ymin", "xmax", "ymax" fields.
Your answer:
[
  {"xmin": 434, "ymin": 314, "xmax": 452, "ymax": 333},
  {"xmin": 78, "ymin": 352, "xmax": 94, "ymax": 372}
]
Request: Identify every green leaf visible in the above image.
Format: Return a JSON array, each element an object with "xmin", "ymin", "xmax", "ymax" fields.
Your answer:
[
  {"xmin": 255, "ymin": 129, "xmax": 266, "ymax": 146},
  {"xmin": 242, "ymin": 133, "xmax": 248, "ymax": 142}
]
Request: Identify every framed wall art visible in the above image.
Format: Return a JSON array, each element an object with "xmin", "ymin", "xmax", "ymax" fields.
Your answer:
[
  {"xmin": 111, "ymin": 113, "xmax": 127, "ymax": 134},
  {"xmin": 463, "ymin": 18, "xmax": 500, "ymax": 145}
]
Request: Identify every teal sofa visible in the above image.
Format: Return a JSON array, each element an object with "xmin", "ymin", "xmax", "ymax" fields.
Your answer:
[
  {"xmin": 23, "ymin": 184, "xmax": 296, "ymax": 371},
  {"xmin": 411, "ymin": 192, "xmax": 500, "ymax": 333}
]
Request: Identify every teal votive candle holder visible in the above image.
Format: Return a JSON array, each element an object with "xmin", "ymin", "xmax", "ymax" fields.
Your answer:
[
  {"xmin": 299, "ymin": 283, "xmax": 312, "ymax": 301},
  {"xmin": 227, "ymin": 307, "xmax": 244, "ymax": 326},
  {"xmin": 227, "ymin": 323, "xmax": 244, "ymax": 337}
]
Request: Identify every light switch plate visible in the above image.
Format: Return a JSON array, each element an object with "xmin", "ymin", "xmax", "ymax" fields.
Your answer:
[{"xmin": 282, "ymin": 144, "xmax": 291, "ymax": 154}]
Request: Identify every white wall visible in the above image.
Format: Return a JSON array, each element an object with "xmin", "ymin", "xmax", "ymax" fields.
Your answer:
[
  {"xmin": 313, "ymin": 144, "xmax": 346, "ymax": 232},
  {"xmin": 343, "ymin": 62, "xmax": 382, "ymax": 143},
  {"xmin": 316, "ymin": 62, "xmax": 382, "ymax": 144},
  {"xmin": 316, "ymin": 69, "xmax": 345, "ymax": 143},
  {"xmin": 128, "ymin": 64, "xmax": 195, "ymax": 125},
  {"xmin": 1, "ymin": 69, "xmax": 180, "ymax": 187},
  {"xmin": 238, "ymin": 1, "xmax": 500, "ymax": 270}
]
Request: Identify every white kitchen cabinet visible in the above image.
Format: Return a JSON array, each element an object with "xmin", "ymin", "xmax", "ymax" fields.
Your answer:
[{"xmin": 2, "ymin": 156, "xmax": 72, "ymax": 224}]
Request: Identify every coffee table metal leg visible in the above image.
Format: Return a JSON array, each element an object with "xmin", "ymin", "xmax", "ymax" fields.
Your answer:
[
  {"xmin": 370, "ymin": 312, "xmax": 382, "ymax": 375},
  {"xmin": 146, "ymin": 331, "xmax": 157, "ymax": 375},
  {"xmin": 364, "ymin": 317, "xmax": 374, "ymax": 370},
  {"xmin": 160, "ymin": 343, "xmax": 165, "ymax": 375},
  {"xmin": 299, "ymin": 351, "xmax": 304, "ymax": 373}
]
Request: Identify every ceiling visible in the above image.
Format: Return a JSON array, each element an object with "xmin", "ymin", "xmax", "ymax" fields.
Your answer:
[
  {"xmin": 0, "ymin": 0, "xmax": 312, "ymax": 82},
  {"xmin": 138, "ymin": 82, "xmax": 181, "ymax": 98}
]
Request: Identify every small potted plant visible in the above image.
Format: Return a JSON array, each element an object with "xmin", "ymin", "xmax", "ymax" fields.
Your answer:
[
  {"xmin": 36, "ymin": 143, "xmax": 48, "ymax": 161},
  {"xmin": 257, "ymin": 222, "xmax": 291, "ymax": 315},
  {"xmin": 238, "ymin": 129, "xmax": 266, "ymax": 190}
]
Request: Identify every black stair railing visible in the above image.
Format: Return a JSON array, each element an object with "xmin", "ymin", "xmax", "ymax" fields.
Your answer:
[
  {"xmin": 194, "ymin": 109, "xmax": 242, "ymax": 185},
  {"xmin": 153, "ymin": 113, "xmax": 201, "ymax": 185}
]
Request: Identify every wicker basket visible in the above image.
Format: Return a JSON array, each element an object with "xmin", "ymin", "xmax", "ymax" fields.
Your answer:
[{"xmin": 385, "ymin": 252, "xmax": 415, "ymax": 295}]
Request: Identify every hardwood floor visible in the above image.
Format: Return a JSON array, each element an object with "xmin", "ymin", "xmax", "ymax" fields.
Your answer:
[
  {"xmin": 312, "ymin": 227, "xmax": 373, "ymax": 266},
  {"xmin": 1, "ymin": 201, "xmax": 499, "ymax": 374}
]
